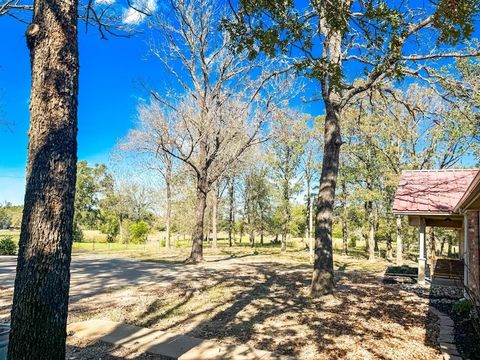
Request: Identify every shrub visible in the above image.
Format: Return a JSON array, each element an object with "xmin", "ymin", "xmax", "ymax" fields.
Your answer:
[
  {"xmin": 453, "ymin": 298, "xmax": 473, "ymax": 317},
  {"xmin": 100, "ymin": 214, "xmax": 120, "ymax": 243},
  {"xmin": 332, "ymin": 224, "xmax": 342, "ymax": 239},
  {"xmin": 128, "ymin": 221, "xmax": 149, "ymax": 244},
  {"xmin": 73, "ymin": 221, "xmax": 84, "ymax": 242},
  {"xmin": 0, "ymin": 236, "xmax": 17, "ymax": 255},
  {"xmin": 348, "ymin": 235, "xmax": 357, "ymax": 248},
  {"xmin": 0, "ymin": 208, "xmax": 12, "ymax": 229}
]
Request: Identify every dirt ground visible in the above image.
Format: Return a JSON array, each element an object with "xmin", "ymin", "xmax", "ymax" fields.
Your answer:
[{"xmin": 61, "ymin": 257, "xmax": 442, "ymax": 360}]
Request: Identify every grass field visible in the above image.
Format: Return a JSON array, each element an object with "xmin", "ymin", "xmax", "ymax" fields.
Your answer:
[{"xmin": 1, "ymin": 228, "xmax": 422, "ymax": 269}]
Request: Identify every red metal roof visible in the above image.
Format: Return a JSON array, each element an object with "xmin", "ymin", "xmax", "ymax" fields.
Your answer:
[{"xmin": 393, "ymin": 169, "xmax": 479, "ymax": 214}]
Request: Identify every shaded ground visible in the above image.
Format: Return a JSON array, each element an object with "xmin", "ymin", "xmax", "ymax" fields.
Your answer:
[
  {"xmin": 1, "ymin": 253, "xmax": 441, "ymax": 359},
  {"xmin": 65, "ymin": 260, "xmax": 440, "ymax": 359}
]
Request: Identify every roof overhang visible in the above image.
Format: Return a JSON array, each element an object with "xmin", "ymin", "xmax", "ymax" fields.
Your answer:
[
  {"xmin": 454, "ymin": 171, "xmax": 480, "ymax": 212},
  {"xmin": 392, "ymin": 211, "xmax": 455, "ymax": 217},
  {"xmin": 394, "ymin": 211, "xmax": 464, "ymax": 228}
]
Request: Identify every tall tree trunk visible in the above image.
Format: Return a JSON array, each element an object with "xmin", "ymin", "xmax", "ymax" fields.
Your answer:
[
  {"xmin": 447, "ymin": 235, "xmax": 452, "ymax": 257},
  {"xmin": 341, "ymin": 216, "xmax": 348, "ymax": 256},
  {"xmin": 368, "ymin": 219, "xmax": 375, "ymax": 260},
  {"xmin": 311, "ymin": 104, "xmax": 340, "ymax": 296},
  {"xmin": 367, "ymin": 201, "xmax": 375, "ymax": 261},
  {"xmin": 281, "ymin": 232, "xmax": 287, "ymax": 251},
  {"xmin": 281, "ymin": 185, "xmax": 290, "ymax": 252},
  {"xmin": 8, "ymin": 1, "xmax": 79, "ymax": 358},
  {"xmin": 340, "ymin": 177, "xmax": 348, "ymax": 255},
  {"xmin": 211, "ymin": 182, "xmax": 218, "ymax": 249},
  {"xmin": 165, "ymin": 166, "xmax": 172, "ymax": 249},
  {"xmin": 440, "ymin": 236, "xmax": 446, "ymax": 255},
  {"xmin": 188, "ymin": 177, "xmax": 207, "ymax": 263},
  {"xmin": 306, "ymin": 173, "xmax": 315, "ymax": 262},
  {"xmin": 396, "ymin": 215, "xmax": 403, "ymax": 265},
  {"xmin": 386, "ymin": 233, "xmax": 393, "ymax": 260},
  {"xmin": 228, "ymin": 177, "xmax": 234, "ymax": 247}
]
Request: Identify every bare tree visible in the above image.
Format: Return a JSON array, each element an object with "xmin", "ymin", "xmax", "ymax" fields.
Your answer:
[
  {"xmin": 0, "ymin": 0, "xmax": 31, "ymax": 18},
  {"xmin": 141, "ymin": 0, "xmax": 293, "ymax": 262},
  {"xmin": 119, "ymin": 125, "xmax": 177, "ymax": 248}
]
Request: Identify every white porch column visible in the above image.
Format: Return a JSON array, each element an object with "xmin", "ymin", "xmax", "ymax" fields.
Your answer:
[{"xmin": 418, "ymin": 217, "xmax": 426, "ymax": 284}]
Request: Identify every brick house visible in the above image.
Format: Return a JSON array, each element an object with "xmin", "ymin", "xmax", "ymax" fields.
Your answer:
[{"xmin": 393, "ymin": 169, "xmax": 480, "ymax": 299}]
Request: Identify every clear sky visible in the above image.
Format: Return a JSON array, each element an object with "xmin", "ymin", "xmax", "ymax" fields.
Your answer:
[
  {"xmin": 1, "ymin": 3, "xmax": 478, "ymax": 205},
  {"xmin": 0, "ymin": 7, "xmax": 325, "ymax": 205},
  {"xmin": 0, "ymin": 16, "xmax": 169, "ymax": 204}
]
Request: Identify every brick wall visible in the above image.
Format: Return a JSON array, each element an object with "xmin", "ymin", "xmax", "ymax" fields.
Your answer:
[{"xmin": 466, "ymin": 211, "xmax": 480, "ymax": 299}]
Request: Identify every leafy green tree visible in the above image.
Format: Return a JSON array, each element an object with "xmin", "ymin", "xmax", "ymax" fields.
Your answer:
[
  {"xmin": 268, "ymin": 110, "xmax": 307, "ymax": 251},
  {"xmin": 225, "ymin": 0, "xmax": 480, "ymax": 295},
  {"xmin": 289, "ymin": 204, "xmax": 307, "ymax": 238},
  {"xmin": 74, "ymin": 161, "xmax": 114, "ymax": 229},
  {"xmin": 244, "ymin": 165, "xmax": 272, "ymax": 246}
]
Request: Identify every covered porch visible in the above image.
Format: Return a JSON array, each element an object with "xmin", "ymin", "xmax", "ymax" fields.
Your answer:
[
  {"xmin": 407, "ymin": 214, "xmax": 464, "ymax": 283},
  {"xmin": 393, "ymin": 169, "xmax": 478, "ymax": 284}
]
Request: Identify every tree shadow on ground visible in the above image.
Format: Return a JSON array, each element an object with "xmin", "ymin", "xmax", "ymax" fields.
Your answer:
[{"xmin": 131, "ymin": 262, "xmax": 440, "ymax": 359}]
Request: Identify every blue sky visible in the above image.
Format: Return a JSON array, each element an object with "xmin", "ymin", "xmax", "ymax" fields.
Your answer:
[
  {"xmin": 0, "ymin": 17, "xmax": 164, "ymax": 204},
  {"xmin": 0, "ymin": 11, "xmax": 323, "ymax": 205},
  {"xmin": 0, "ymin": 3, "xmax": 478, "ymax": 204}
]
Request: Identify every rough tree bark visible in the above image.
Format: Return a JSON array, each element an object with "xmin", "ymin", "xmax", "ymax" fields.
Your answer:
[
  {"xmin": 188, "ymin": 175, "xmax": 208, "ymax": 263},
  {"xmin": 8, "ymin": 0, "xmax": 79, "ymax": 357},
  {"xmin": 311, "ymin": 104, "xmax": 341, "ymax": 295}
]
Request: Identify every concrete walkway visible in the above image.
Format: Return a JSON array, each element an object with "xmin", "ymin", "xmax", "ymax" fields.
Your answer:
[
  {"xmin": 429, "ymin": 307, "xmax": 461, "ymax": 360},
  {"xmin": 69, "ymin": 320, "xmax": 292, "ymax": 360}
]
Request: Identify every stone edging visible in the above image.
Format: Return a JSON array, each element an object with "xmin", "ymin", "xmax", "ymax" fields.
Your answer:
[{"xmin": 429, "ymin": 306, "xmax": 462, "ymax": 360}]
